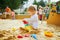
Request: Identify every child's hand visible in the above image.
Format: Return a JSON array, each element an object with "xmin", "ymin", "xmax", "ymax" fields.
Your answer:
[{"xmin": 22, "ymin": 20, "xmax": 28, "ymax": 24}]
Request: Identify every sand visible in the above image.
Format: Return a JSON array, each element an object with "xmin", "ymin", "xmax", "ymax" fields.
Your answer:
[{"xmin": 0, "ymin": 20, "xmax": 60, "ymax": 40}]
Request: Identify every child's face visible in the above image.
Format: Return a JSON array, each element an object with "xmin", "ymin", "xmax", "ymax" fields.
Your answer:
[
  {"xmin": 28, "ymin": 11, "xmax": 36, "ymax": 15},
  {"xmin": 40, "ymin": 8, "xmax": 43, "ymax": 10}
]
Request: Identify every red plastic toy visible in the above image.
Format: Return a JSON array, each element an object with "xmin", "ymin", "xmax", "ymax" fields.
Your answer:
[
  {"xmin": 24, "ymin": 34, "xmax": 30, "ymax": 37},
  {"xmin": 23, "ymin": 20, "xmax": 28, "ymax": 24},
  {"xmin": 17, "ymin": 35, "xmax": 23, "ymax": 38}
]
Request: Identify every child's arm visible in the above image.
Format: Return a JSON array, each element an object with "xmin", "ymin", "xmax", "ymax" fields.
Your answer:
[
  {"xmin": 23, "ymin": 18, "xmax": 32, "ymax": 25},
  {"xmin": 23, "ymin": 15, "xmax": 38, "ymax": 29},
  {"xmin": 23, "ymin": 15, "xmax": 38, "ymax": 24}
]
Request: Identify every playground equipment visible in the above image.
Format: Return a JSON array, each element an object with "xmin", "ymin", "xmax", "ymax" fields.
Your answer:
[{"xmin": 47, "ymin": 1, "xmax": 60, "ymax": 26}]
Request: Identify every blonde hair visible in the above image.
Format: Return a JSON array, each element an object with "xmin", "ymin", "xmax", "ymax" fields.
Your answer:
[{"xmin": 27, "ymin": 6, "xmax": 36, "ymax": 12}]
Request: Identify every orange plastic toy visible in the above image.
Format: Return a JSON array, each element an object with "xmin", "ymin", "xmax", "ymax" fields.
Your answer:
[{"xmin": 44, "ymin": 31, "xmax": 53, "ymax": 37}]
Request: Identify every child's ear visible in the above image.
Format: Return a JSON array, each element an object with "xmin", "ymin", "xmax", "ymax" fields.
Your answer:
[{"xmin": 33, "ymin": 11, "xmax": 36, "ymax": 13}]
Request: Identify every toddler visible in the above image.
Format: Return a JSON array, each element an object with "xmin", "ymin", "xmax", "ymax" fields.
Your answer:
[
  {"xmin": 24, "ymin": 6, "xmax": 38, "ymax": 29},
  {"xmin": 20, "ymin": 6, "xmax": 39, "ymax": 34}
]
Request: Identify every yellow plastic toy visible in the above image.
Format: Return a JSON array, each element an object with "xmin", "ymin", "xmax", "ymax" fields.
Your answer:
[
  {"xmin": 25, "ymin": 26, "xmax": 33, "ymax": 31},
  {"xmin": 12, "ymin": 27, "xmax": 17, "ymax": 32},
  {"xmin": 44, "ymin": 31, "xmax": 53, "ymax": 37}
]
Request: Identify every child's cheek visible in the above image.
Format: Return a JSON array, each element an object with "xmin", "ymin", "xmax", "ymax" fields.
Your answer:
[
  {"xmin": 29, "ymin": 13, "xmax": 32, "ymax": 15},
  {"xmin": 28, "ymin": 12, "xmax": 32, "ymax": 15}
]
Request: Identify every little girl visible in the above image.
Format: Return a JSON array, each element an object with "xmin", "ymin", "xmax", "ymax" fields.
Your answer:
[
  {"xmin": 4, "ymin": 6, "xmax": 11, "ymax": 18},
  {"xmin": 44, "ymin": 5, "xmax": 50, "ymax": 19},
  {"xmin": 39, "ymin": 6, "xmax": 43, "ymax": 20},
  {"xmin": 24, "ymin": 6, "xmax": 38, "ymax": 29},
  {"xmin": 20, "ymin": 6, "xmax": 39, "ymax": 33}
]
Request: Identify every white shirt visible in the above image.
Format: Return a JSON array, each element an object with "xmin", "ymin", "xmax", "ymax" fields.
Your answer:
[
  {"xmin": 44, "ymin": 7, "xmax": 50, "ymax": 14},
  {"xmin": 24, "ymin": 14, "xmax": 38, "ymax": 29},
  {"xmin": 39, "ymin": 9, "xmax": 43, "ymax": 15}
]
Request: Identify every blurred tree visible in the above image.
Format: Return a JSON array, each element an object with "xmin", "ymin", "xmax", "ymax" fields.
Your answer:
[
  {"xmin": 38, "ymin": 0, "xmax": 45, "ymax": 7},
  {"xmin": 0, "ymin": 0, "xmax": 28, "ymax": 10},
  {"xmin": 24, "ymin": 8, "xmax": 27, "ymax": 12},
  {"xmin": 33, "ymin": 0, "xmax": 45, "ymax": 10},
  {"xmin": 33, "ymin": 0, "xmax": 38, "ymax": 5},
  {"xmin": 33, "ymin": 0, "xmax": 39, "ymax": 10}
]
